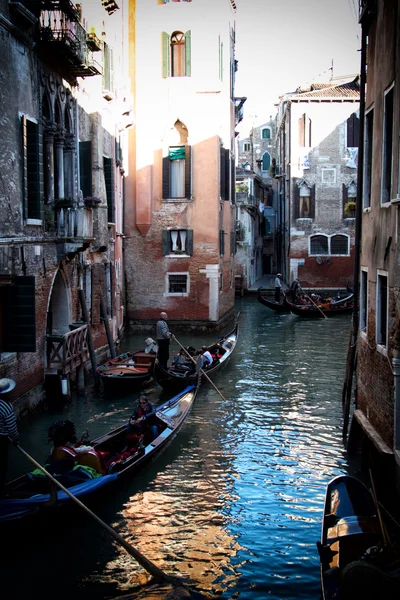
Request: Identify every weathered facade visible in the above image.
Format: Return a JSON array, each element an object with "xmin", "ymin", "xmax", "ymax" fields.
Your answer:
[
  {"xmin": 275, "ymin": 79, "xmax": 359, "ymax": 291},
  {"xmin": 124, "ymin": 0, "xmax": 238, "ymax": 330},
  {"xmin": 350, "ymin": 0, "xmax": 400, "ymax": 494},
  {"xmin": 0, "ymin": 0, "xmax": 127, "ymax": 417}
]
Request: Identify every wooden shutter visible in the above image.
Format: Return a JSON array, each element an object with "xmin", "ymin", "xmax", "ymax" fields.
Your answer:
[
  {"xmin": 230, "ymin": 230, "xmax": 235, "ymax": 255},
  {"xmin": 3, "ymin": 276, "xmax": 36, "ymax": 352},
  {"xmin": 185, "ymin": 145, "xmax": 191, "ymax": 199},
  {"xmin": 224, "ymin": 149, "xmax": 230, "ymax": 201},
  {"xmin": 293, "ymin": 183, "xmax": 300, "ymax": 219},
  {"xmin": 347, "ymin": 113, "xmax": 359, "ymax": 147},
  {"xmin": 79, "ymin": 141, "xmax": 92, "ymax": 198},
  {"xmin": 162, "ymin": 156, "xmax": 170, "ymax": 199},
  {"xmin": 103, "ymin": 157, "xmax": 114, "ymax": 222},
  {"xmin": 185, "ymin": 30, "xmax": 191, "ymax": 76},
  {"xmin": 22, "ymin": 115, "xmax": 28, "ymax": 218},
  {"xmin": 219, "ymin": 229, "xmax": 225, "ymax": 255},
  {"xmin": 162, "ymin": 230, "xmax": 170, "ymax": 255},
  {"xmin": 22, "ymin": 117, "xmax": 42, "ymax": 220},
  {"xmin": 162, "ymin": 32, "xmax": 170, "ymax": 78},
  {"xmin": 187, "ymin": 229, "xmax": 193, "ymax": 255},
  {"xmin": 310, "ymin": 184, "xmax": 316, "ymax": 219},
  {"xmin": 342, "ymin": 183, "xmax": 348, "ymax": 218},
  {"xmin": 231, "ymin": 156, "xmax": 235, "ymax": 203}
]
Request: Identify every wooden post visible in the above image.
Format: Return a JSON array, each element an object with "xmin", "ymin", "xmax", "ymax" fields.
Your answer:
[
  {"xmin": 100, "ymin": 294, "xmax": 116, "ymax": 358},
  {"xmin": 78, "ymin": 289, "xmax": 100, "ymax": 387}
]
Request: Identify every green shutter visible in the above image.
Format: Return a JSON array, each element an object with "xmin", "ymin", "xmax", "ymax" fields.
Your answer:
[
  {"xmin": 310, "ymin": 184, "xmax": 315, "ymax": 219},
  {"xmin": 262, "ymin": 153, "xmax": 271, "ymax": 171},
  {"xmin": 22, "ymin": 115, "xmax": 28, "ymax": 218},
  {"xmin": 3, "ymin": 276, "xmax": 36, "ymax": 352},
  {"xmin": 220, "ymin": 146, "xmax": 225, "ymax": 199},
  {"xmin": 185, "ymin": 145, "xmax": 191, "ymax": 199},
  {"xmin": 162, "ymin": 32, "xmax": 170, "ymax": 78},
  {"xmin": 185, "ymin": 30, "xmax": 191, "ymax": 76},
  {"xmin": 162, "ymin": 230, "xmax": 170, "ymax": 255},
  {"xmin": 187, "ymin": 229, "xmax": 193, "ymax": 256},
  {"xmin": 27, "ymin": 121, "xmax": 41, "ymax": 219},
  {"xmin": 79, "ymin": 141, "xmax": 92, "ymax": 198},
  {"xmin": 293, "ymin": 183, "xmax": 300, "ymax": 219},
  {"xmin": 162, "ymin": 156, "xmax": 170, "ymax": 199},
  {"xmin": 103, "ymin": 157, "xmax": 114, "ymax": 222}
]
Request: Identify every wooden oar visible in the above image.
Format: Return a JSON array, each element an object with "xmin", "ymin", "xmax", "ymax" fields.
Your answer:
[
  {"xmin": 172, "ymin": 335, "xmax": 228, "ymax": 402},
  {"xmin": 12, "ymin": 442, "xmax": 185, "ymax": 585},
  {"xmin": 298, "ymin": 285, "xmax": 328, "ymax": 319}
]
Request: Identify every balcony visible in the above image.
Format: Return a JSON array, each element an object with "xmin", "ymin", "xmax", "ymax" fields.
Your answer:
[
  {"xmin": 36, "ymin": 2, "xmax": 102, "ymax": 81},
  {"xmin": 50, "ymin": 203, "xmax": 95, "ymax": 262},
  {"xmin": 46, "ymin": 324, "xmax": 89, "ymax": 375},
  {"xmin": 236, "ymin": 192, "xmax": 257, "ymax": 207}
]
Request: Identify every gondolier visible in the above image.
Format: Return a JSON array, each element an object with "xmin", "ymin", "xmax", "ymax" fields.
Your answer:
[
  {"xmin": 274, "ymin": 273, "xmax": 283, "ymax": 303},
  {"xmin": 156, "ymin": 312, "xmax": 172, "ymax": 368},
  {"xmin": 0, "ymin": 378, "xmax": 18, "ymax": 494}
]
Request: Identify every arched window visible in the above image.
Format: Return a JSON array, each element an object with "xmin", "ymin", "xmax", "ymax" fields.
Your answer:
[
  {"xmin": 262, "ymin": 152, "xmax": 271, "ymax": 171},
  {"xmin": 262, "ymin": 128, "xmax": 271, "ymax": 139},
  {"xmin": 310, "ymin": 235, "xmax": 329, "ymax": 255},
  {"xmin": 162, "ymin": 31, "xmax": 191, "ymax": 77},
  {"xmin": 331, "ymin": 235, "xmax": 349, "ymax": 255}
]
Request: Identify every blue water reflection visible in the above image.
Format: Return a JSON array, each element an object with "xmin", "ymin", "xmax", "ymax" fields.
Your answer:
[{"xmin": 4, "ymin": 297, "xmax": 359, "ymax": 600}]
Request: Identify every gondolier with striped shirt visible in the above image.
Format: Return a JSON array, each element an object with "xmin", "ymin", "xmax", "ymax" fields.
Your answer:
[
  {"xmin": 156, "ymin": 312, "xmax": 172, "ymax": 368},
  {"xmin": 0, "ymin": 378, "xmax": 18, "ymax": 494}
]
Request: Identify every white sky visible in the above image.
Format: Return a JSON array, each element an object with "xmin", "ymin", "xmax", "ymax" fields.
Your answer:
[{"xmin": 234, "ymin": 0, "xmax": 361, "ymax": 136}]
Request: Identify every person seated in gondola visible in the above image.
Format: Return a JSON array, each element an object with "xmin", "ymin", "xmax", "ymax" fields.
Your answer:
[
  {"xmin": 198, "ymin": 346, "xmax": 213, "ymax": 369},
  {"xmin": 127, "ymin": 395, "xmax": 159, "ymax": 442}
]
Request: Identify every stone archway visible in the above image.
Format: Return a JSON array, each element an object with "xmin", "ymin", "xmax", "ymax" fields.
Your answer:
[{"xmin": 47, "ymin": 269, "xmax": 71, "ymax": 336}]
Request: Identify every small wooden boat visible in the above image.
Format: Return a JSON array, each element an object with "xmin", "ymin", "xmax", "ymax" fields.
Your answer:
[
  {"xmin": 0, "ymin": 384, "xmax": 199, "ymax": 523},
  {"xmin": 154, "ymin": 323, "xmax": 239, "ymax": 392},
  {"xmin": 318, "ymin": 474, "xmax": 400, "ymax": 600},
  {"xmin": 285, "ymin": 298, "xmax": 353, "ymax": 318},
  {"xmin": 257, "ymin": 288, "xmax": 291, "ymax": 313},
  {"xmin": 97, "ymin": 349, "xmax": 156, "ymax": 391}
]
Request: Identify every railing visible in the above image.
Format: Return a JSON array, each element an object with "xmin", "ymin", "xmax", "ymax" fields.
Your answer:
[
  {"xmin": 55, "ymin": 206, "xmax": 94, "ymax": 239},
  {"xmin": 46, "ymin": 324, "xmax": 89, "ymax": 374},
  {"xmin": 236, "ymin": 192, "xmax": 257, "ymax": 206}
]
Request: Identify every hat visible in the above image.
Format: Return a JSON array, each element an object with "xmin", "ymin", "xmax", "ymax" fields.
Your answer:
[
  {"xmin": 145, "ymin": 337, "xmax": 155, "ymax": 346},
  {"xmin": 0, "ymin": 378, "xmax": 16, "ymax": 394},
  {"xmin": 277, "ymin": 273, "xmax": 282, "ymax": 277}
]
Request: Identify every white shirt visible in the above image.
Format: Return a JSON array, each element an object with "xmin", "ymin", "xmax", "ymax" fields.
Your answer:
[
  {"xmin": 275, "ymin": 277, "xmax": 282, "ymax": 288},
  {"xmin": 202, "ymin": 350, "xmax": 213, "ymax": 366}
]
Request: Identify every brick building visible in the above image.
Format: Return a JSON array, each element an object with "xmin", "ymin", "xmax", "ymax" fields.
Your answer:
[
  {"xmin": 348, "ymin": 0, "xmax": 400, "ymax": 495},
  {"xmin": 275, "ymin": 77, "xmax": 359, "ymax": 291},
  {"xmin": 0, "ymin": 0, "xmax": 127, "ymax": 416},
  {"xmin": 124, "ymin": 0, "xmax": 239, "ymax": 330}
]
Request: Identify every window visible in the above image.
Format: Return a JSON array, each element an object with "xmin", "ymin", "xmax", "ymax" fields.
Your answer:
[
  {"xmin": 243, "ymin": 142, "xmax": 250, "ymax": 152},
  {"xmin": 105, "ymin": 263, "xmax": 112, "ymax": 317},
  {"xmin": 219, "ymin": 229, "xmax": 225, "ymax": 255},
  {"xmin": 382, "ymin": 84, "xmax": 394, "ymax": 203},
  {"xmin": 262, "ymin": 152, "xmax": 271, "ymax": 171},
  {"xmin": 262, "ymin": 128, "xmax": 271, "ymax": 139},
  {"xmin": 220, "ymin": 147, "xmax": 230, "ymax": 200},
  {"xmin": 346, "ymin": 112, "xmax": 359, "ymax": 147},
  {"xmin": 376, "ymin": 272, "xmax": 388, "ymax": 349},
  {"xmin": 103, "ymin": 157, "xmax": 114, "ymax": 222},
  {"xmin": 163, "ymin": 145, "xmax": 191, "ymax": 199},
  {"xmin": 294, "ymin": 181, "xmax": 315, "ymax": 219},
  {"xmin": 310, "ymin": 235, "xmax": 329, "ymax": 255},
  {"xmin": 167, "ymin": 273, "xmax": 189, "ymax": 296},
  {"xmin": 363, "ymin": 107, "xmax": 373, "ymax": 209},
  {"xmin": 1, "ymin": 276, "xmax": 36, "ymax": 352},
  {"xmin": 298, "ymin": 113, "xmax": 311, "ymax": 147},
  {"xmin": 22, "ymin": 116, "xmax": 43, "ymax": 220},
  {"xmin": 331, "ymin": 235, "xmax": 349, "ymax": 255},
  {"xmin": 162, "ymin": 31, "xmax": 191, "ymax": 78},
  {"xmin": 360, "ymin": 269, "xmax": 368, "ymax": 333},
  {"xmin": 321, "ymin": 168, "xmax": 336, "ymax": 184},
  {"xmin": 343, "ymin": 181, "xmax": 357, "ymax": 218},
  {"xmin": 79, "ymin": 141, "xmax": 92, "ymax": 199},
  {"xmin": 162, "ymin": 229, "xmax": 193, "ymax": 255}
]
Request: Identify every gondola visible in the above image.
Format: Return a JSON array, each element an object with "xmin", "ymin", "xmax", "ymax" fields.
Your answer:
[
  {"xmin": 257, "ymin": 288, "xmax": 291, "ymax": 313},
  {"xmin": 0, "ymin": 383, "xmax": 199, "ymax": 523},
  {"xmin": 97, "ymin": 349, "xmax": 156, "ymax": 391},
  {"xmin": 317, "ymin": 474, "xmax": 400, "ymax": 600},
  {"xmin": 285, "ymin": 297, "xmax": 353, "ymax": 318},
  {"xmin": 154, "ymin": 322, "xmax": 239, "ymax": 392}
]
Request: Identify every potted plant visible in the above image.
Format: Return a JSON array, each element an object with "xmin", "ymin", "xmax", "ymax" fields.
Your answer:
[{"xmin": 344, "ymin": 200, "xmax": 356, "ymax": 217}]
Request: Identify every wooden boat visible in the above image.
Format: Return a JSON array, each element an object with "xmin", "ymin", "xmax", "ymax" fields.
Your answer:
[
  {"xmin": 285, "ymin": 297, "xmax": 353, "ymax": 318},
  {"xmin": 0, "ymin": 383, "xmax": 199, "ymax": 523},
  {"xmin": 154, "ymin": 322, "xmax": 239, "ymax": 392},
  {"xmin": 97, "ymin": 349, "xmax": 156, "ymax": 390},
  {"xmin": 257, "ymin": 288, "xmax": 291, "ymax": 313},
  {"xmin": 318, "ymin": 474, "xmax": 400, "ymax": 600}
]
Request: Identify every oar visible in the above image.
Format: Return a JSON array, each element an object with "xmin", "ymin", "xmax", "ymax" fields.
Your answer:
[
  {"xmin": 369, "ymin": 469, "xmax": 391, "ymax": 547},
  {"xmin": 172, "ymin": 335, "xmax": 228, "ymax": 402},
  {"xmin": 298, "ymin": 285, "xmax": 328, "ymax": 319},
  {"xmin": 12, "ymin": 442, "xmax": 185, "ymax": 585}
]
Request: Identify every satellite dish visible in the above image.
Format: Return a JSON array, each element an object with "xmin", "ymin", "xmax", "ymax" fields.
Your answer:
[
  {"xmin": 326, "ymin": 257, "xmax": 332, "ymax": 264},
  {"xmin": 316, "ymin": 256, "xmax": 323, "ymax": 265}
]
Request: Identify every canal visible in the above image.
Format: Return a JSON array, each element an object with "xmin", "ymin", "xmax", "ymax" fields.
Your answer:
[{"xmin": 4, "ymin": 296, "xmax": 360, "ymax": 600}]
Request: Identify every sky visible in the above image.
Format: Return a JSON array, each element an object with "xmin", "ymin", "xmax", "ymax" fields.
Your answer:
[{"xmin": 234, "ymin": 0, "xmax": 361, "ymax": 136}]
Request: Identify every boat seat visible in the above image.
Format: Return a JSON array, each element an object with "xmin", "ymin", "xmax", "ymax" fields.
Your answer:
[
  {"xmin": 51, "ymin": 446, "xmax": 78, "ymax": 461},
  {"xmin": 76, "ymin": 450, "xmax": 106, "ymax": 474}
]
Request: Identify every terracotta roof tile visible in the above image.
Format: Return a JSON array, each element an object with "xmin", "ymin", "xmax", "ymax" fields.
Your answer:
[{"xmin": 291, "ymin": 78, "xmax": 360, "ymax": 100}]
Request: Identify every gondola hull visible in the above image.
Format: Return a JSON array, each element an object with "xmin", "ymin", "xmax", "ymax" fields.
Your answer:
[
  {"xmin": 286, "ymin": 299, "xmax": 353, "ymax": 318},
  {"xmin": 154, "ymin": 323, "xmax": 239, "ymax": 392},
  {"xmin": 0, "ymin": 384, "xmax": 198, "ymax": 524},
  {"xmin": 257, "ymin": 289, "xmax": 291, "ymax": 313},
  {"xmin": 97, "ymin": 350, "xmax": 156, "ymax": 391},
  {"xmin": 318, "ymin": 475, "xmax": 400, "ymax": 600}
]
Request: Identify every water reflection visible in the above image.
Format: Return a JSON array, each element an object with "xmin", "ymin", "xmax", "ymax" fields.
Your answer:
[{"xmin": 4, "ymin": 298, "xmax": 359, "ymax": 600}]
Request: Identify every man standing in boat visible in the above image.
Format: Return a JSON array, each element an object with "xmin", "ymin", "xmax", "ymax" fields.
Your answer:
[
  {"xmin": 0, "ymin": 378, "xmax": 18, "ymax": 495},
  {"xmin": 156, "ymin": 312, "xmax": 172, "ymax": 368},
  {"xmin": 274, "ymin": 273, "xmax": 283, "ymax": 303}
]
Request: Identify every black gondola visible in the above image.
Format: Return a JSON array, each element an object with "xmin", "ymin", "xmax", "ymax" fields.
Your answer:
[
  {"xmin": 257, "ymin": 288, "xmax": 291, "ymax": 313},
  {"xmin": 285, "ymin": 297, "xmax": 353, "ymax": 318},
  {"xmin": 154, "ymin": 323, "xmax": 239, "ymax": 392}
]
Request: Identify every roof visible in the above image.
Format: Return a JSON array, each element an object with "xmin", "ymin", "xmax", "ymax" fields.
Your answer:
[{"xmin": 289, "ymin": 76, "xmax": 360, "ymax": 101}]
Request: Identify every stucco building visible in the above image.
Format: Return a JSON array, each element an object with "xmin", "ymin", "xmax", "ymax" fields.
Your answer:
[
  {"xmin": 275, "ymin": 77, "xmax": 359, "ymax": 291},
  {"xmin": 124, "ymin": 0, "xmax": 239, "ymax": 330},
  {"xmin": 0, "ymin": 0, "xmax": 127, "ymax": 415}
]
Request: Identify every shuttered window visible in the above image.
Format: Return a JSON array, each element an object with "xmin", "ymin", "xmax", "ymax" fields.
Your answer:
[
  {"xmin": 2, "ymin": 276, "xmax": 36, "ymax": 352},
  {"xmin": 219, "ymin": 229, "xmax": 225, "ymax": 256},
  {"xmin": 103, "ymin": 157, "xmax": 115, "ymax": 222},
  {"xmin": 162, "ymin": 30, "xmax": 191, "ymax": 78},
  {"xmin": 162, "ymin": 229, "xmax": 193, "ymax": 255},
  {"xmin": 79, "ymin": 141, "xmax": 92, "ymax": 199},
  {"xmin": 22, "ymin": 116, "xmax": 43, "ymax": 220},
  {"xmin": 162, "ymin": 146, "xmax": 191, "ymax": 199}
]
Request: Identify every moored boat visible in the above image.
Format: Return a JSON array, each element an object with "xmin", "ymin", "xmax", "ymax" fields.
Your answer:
[
  {"xmin": 318, "ymin": 474, "xmax": 400, "ymax": 600},
  {"xmin": 286, "ymin": 298, "xmax": 353, "ymax": 318},
  {"xmin": 97, "ymin": 348, "xmax": 156, "ymax": 391},
  {"xmin": 0, "ymin": 383, "xmax": 199, "ymax": 523},
  {"xmin": 154, "ymin": 322, "xmax": 239, "ymax": 392}
]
